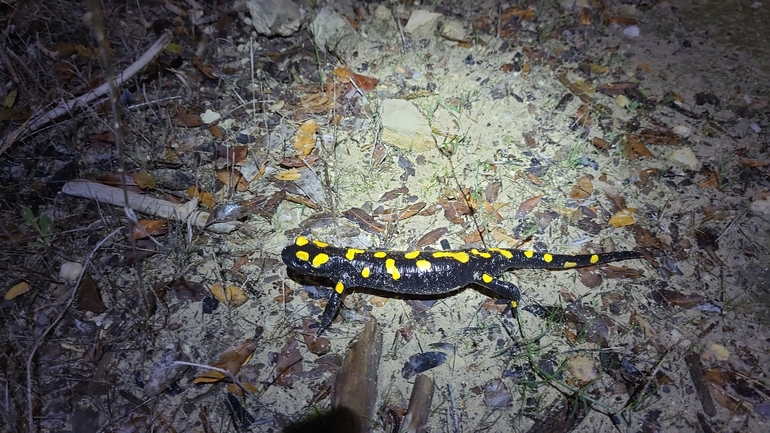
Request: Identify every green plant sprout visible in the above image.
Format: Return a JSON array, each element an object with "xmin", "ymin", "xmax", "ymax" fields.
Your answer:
[{"xmin": 21, "ymin": 206, "xmax": 53, "ymax": 248}]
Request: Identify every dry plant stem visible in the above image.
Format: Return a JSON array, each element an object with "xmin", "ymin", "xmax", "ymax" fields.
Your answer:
[
  {"xmin": 0, "ymin": 30, "xmax": 173, "ymax": 155},
  {"xmin": 26, "ymin": 228, "xmax": 121, "ymax": 432},
  {"xmin": 61, "ymin": 180, "xmax": 239, "ymax": 233}
]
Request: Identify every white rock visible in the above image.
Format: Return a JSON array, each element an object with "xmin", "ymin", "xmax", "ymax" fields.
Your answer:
[
  {"xmin": 667, "ymin": 147, "xmax": 699, "ymax": 170},
  {"xmin": 441, "ymin": 19, "xmax": 466, "ymax": 41},
  {"xmin": 246, "ymin": 0, "xmax": 301, "ymax": 37},
  {"xmin": 673, "ymin": 125, "xmax": 691, "ymax": 138},
  {"xmin": 380, "ymin": 99, "xmax": 435, "ymax": 152},
  {"xmin": 623, "ymin": 26, "xmax": 640, "ymax": 37},
  {"xmin": 749, "ymin": 192, "xmax": 770, "ymax": 216},
  {"xmin": 200, "ymin": 109, "xmax": 221, "ymax": 124},
  {"xmin": 404, "ymin": 10, "xmax": 442, "ymax": 33},
  {"xmin": 311, "ymin": 7, "xmax": 357, "ymax": 54},
  {"xmin": 750, "ymin": 122, "xmax": 762, "ymax": 133},
  {"xmin": 60, "ymin": 261, "xmax": 83, "ymax": 282}
]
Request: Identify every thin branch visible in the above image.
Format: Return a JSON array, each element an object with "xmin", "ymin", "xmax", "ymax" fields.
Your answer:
[{"xmin": 0, "ymin": 30, "xmax": 172, "ymax": 155}]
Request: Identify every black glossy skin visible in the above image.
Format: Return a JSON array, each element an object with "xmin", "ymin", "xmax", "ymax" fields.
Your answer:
[{"xmin": 282, "ymin": 237, "xmax": 642, "ymax": 334}]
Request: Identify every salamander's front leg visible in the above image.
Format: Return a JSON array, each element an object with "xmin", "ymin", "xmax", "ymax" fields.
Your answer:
[
  {"xmin": 317, "ymin": 282, "xmax": 345, "ymax": 335},
  {"xmin": 474, "ymin": 273, "xmax": 521, "ymax": 317}
]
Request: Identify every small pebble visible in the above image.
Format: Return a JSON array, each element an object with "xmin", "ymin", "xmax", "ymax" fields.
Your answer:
[{"xmin": 623, "ymin": 26, "xmax": 640, "ymax": 37}]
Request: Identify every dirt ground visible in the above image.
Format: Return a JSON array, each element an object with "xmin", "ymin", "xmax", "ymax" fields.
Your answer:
[{"xmin": 1, "ymin": 0, "xmax": 769, "ymax": 432}]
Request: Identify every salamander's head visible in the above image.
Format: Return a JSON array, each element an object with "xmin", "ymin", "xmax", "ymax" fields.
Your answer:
[{"xmin": 281, "ymin": 237, "xmax": 335, "ymax": 277}]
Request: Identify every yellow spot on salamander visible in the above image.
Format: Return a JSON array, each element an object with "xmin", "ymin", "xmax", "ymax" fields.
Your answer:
[
  {"xmin": 404, "ymin": 251, "xmax": 420, "ymax": 259},
  {"xmin": 346, "ymin": 248, "xmax": 365, "ymax": 260},
  {"xmin": 296, "ymin": 237, "xmax": 309, "ymax": 246},
  {"xmin": 312, "ymin": 240, "xmax": 329, "ymax": 248},
  {"xmin": 432, "ymin": 251, "xmax": 470, "ymax": 263},
  {"xmin": 471, "ymin": 248, "xmax": 491, "ymax": 258},
  {"xmin": 312, "ymin": 253, "xmax": 329, "ymax": 267},
  {"xmin": 415, "ymin": 260, "xmax": 431, "ymax": 271},
  {"xmin": 543, "ymin": 253, "xmax": 553, "ymax": 263},
  {"xmin": 564, "ymin": 261, "xmax": 577, "ymax": 268},
  {"xmin": 335, "ymin": 281, "xmax": 344, "ymax": 294},
  {"xmin": 510, "ymin": 300, "xmax": 518, "ymax": 308},
  {"xmin": 590, "ymin": 254, "xmax": 599, "ymax": 264},
  {"xmin": 482, "ymin": 273, "xmax": 493, "ymax": 283},
  {"xmin": 385, "ymin": 258, "xmax": 401, "ymax": 280},
  {"xmin": 361, "ymin": 267, "xmax": 370, "ymax": 278},
  {"xmin": 491, "ymin": 248, "xmax": 514, "ymax": 259},
  {"xmin": 374, "ymin": 251, "xmax": 387, "ymax": 258},
  {"xmin": 523, "ymin": 250, "xmax": 534, "ymax": 259},
  {"xmin": 295, "ymin": 251, "xmax": 309, "ymax": 261}
]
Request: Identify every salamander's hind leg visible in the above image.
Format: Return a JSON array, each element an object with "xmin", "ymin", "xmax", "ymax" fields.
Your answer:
[
  {"xmin": 316, "ymin": 282, "xmax": 345, "ymax": 335},
  {"xmin": 474, "ymin": 274, "xmax": 521, "ymax": 317}
]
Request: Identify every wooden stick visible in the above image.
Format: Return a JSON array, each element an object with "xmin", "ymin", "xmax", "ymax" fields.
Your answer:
[
  {"xmin": 0, "ymin": 30, "xmax": 173, "ymax": 155},
  {"xmin": 62, "ymin": 180, "xmax": 240, "ymax": 233}
]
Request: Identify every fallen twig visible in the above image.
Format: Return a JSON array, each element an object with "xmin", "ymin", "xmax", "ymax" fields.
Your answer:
[
  {"xmin": 0, "ymin": 30, "xmax": 172, "ymax": 155},
  {"xmin": 61, "ymin": 180, "xmax": 240, "ymax": 233}
]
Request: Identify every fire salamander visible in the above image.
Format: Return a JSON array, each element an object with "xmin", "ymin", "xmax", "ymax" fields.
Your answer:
[{"xmin": 282, "ymin": 236, "xmax": 642, "ymax": 334}]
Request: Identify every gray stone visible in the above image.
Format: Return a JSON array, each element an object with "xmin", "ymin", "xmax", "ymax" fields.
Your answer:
[
  {"xmin": 380, "ymin": 99, "xmax": 435, "ymax": 153},
  {"xmin": 246, "ymin": 0, "xmax": 302, "ymax": 37}
]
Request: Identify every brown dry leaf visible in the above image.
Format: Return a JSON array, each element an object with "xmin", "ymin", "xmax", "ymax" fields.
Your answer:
[
  {"xmin": 738, "ymin": 158, "xmax": 769, "ymax": 167},
  {"xmin": 192, "ymin": 55, "xmax": 218, "ymax": 79},
  {"xmin": 653, "ymin": 289, "xmax": 705, "ymax": 308},
  {"xmin": 187, "ymin": 186, "xmax": 216, "ymax": 209},
  {"xmin": 626, "ymin": 135, "xmax": 655, "ymax": 158},
  {"xmin": 525, "ymin": 172, "xmax": 541, "ymax": 185},
  {"xmin": 592, "ymin": 137, "xmax": 609, "ymax": 150},
  {"xmin": 629, "ymin": 311, "xmax": 656, "ymax": 336},
  {"xmin": 133, "ymin": 169, "xmax": 156, "ymax": 189},
  {"xmin": 294, "ymin": 119, "xmax": 318, "ymax": 156},
  {"xmin": 640, "ymin": 126, "xmax": 679, "ymax": 145},
  {"xmin": 344, "ymin": 207, "xmax": 385, "ymax": 234},
  {"xmin": 332, "ymin": 66, "xmax": 379, "ymax": 92},
  {"xmin": 515, "ymin": 195, "xmax": 542, "ymax": 219},
  {"xmin": 5, "ymin": 281, "xmax": 30, "ymax": 300},
  {"xmin": 570, "ymin": 177, "xmax": 594, "ymax": 200},
  {"xmin": 77, "ymin": 273, "xmax": 107, "ymax": 314},
  {"xmin": 707, "ymin": 382, "xmax": 748, "ymax": 414},
  {"xmin": 274, "ymin": 169, "xmax": 302, "ymax": 181},
  {"xmin": 439, "ymin": 197, "xmax": 472, "ymax": 224},
  {"xmin": 210, "ymin": 283, "xmax": 248, "ymax": 308},
  {"xmin": 208, "ymin": 124, "xmax": 225, "ymax": 139},
  {"xmin": 87, "ymin": 131, "xmax": 116, "ymax": 145},
  {"xmin": 193, "ymin": 338, "xmax": 258, "ymax": 384},
  {"xmin": 280, "ymin": 155, "xmax": 319, "ymax": 168},
  {"xmin": 577, "ymin": 8, "xmax": 592, "ymax": 25},
  {"xmin": 379, "ymin": 186, "xmax": 409, "ymax": 202},
  {"xmin": 226, "ymin": 382, "xmax": 259, "ymax": 397},
  {"xmin": 285, "ymin": 193, "xmax": 322, "ymax": 211},
  {"xmin": 216, "ymin": 169, "xmax": 250, "ymax": 192},
  {"xmin": 133, "ymin": 219, "xmax": 167, "ymax": 239},
  {"xmin": 52, "ymin": 61, "xmax": 79, "ymax": 79},
  {"xmin": 298, "ymin": 93, "xmax": 333, "ymax": 114},
  {"xmin": 302, "ymin": 319, "xmax": 331, "ymax": 356},
  {"xmin": 217, "ymin": 145, "xmax": 249, "ymax": 166},
  {"xmin": 96, "ymin": 172, "xmax": 139, "ymax": 188},
  {"xmin": 698, "ymin": 165, "xmax": 720, "ymax": 189},
  {"xmin": 608, "ymin": 208, "xmax": 637, "ymax": 227},
  {"xmin": 273, "ymin": 284, "xmax": 294, "ymax": 303},
  {"xmin": 275, "ymin": 338, "xmax": 303, "ymax": 388},
  {"xmin": 416, "ymin": 227, "xmax": 448, "ymax": 248},
  {"xmin": 574, "ymin": 104, "xmax": 593, "ymax": 126},
  {"xmin": 375, "ymin": 202, "xmax": 426, "ymax": 222},
  {"xmin": 588, "ymin": 64, "xmax": 609, "ymax": 76},
  {"xmin": 172, "ymin": 112, "xmax": 203, "ymax": 127}
]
